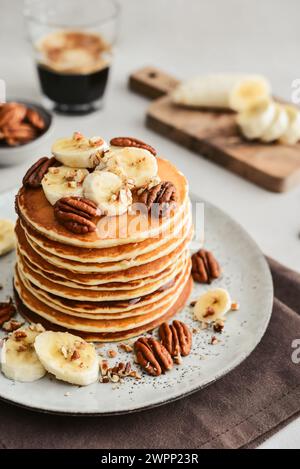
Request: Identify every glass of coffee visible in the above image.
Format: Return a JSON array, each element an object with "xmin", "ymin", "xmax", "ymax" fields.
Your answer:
[{"xmin": 24, "ymin": 0, "xmax": 119, "ymax": 114}]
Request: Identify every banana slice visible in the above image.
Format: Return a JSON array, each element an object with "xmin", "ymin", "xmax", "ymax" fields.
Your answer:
[
  {"xmin": 0, "ymin": 219, "xmax": 15, "ymax": 256},
  {"xmin": 42, "ymin": 165, "xmax": 89, "ymax": 205},
  {"xmin": 1, "ymin": 324, "xmax": 46, "ymax": 382},
  {"xmin": 229, "ymin": 76, "xmax": 271, "ymax": 111},
  {"xmin": 279, "ymin": 105, "xmax": 300, "ymax": 145},
  {"xmin": 52, "ymin": 133, "xmax": 109, "ymax": 168},
  {"xmin": 261, "ymin": 104, "xmax": 289, "ymax": 142},
  {"xmin": 172, "ymin": 74, "xmax": 248, "ymax": 109},
  {"xmin": 237, "ymin": 98, "xmax": 276, "ymax": 140},
  {"xmin": 34, "ymin": 331, "xmax": 99, "ymax": 386},
  {"xmin": 193, "ymin": 288, "xmax": 231, "ymax": 323},
  {"xmin": 83, "ymin": 170, "xmax": 132, "ymax": 216},
  {"xmin": 102, "ymin": 147, "xmax": 158, "ymax": 188}
]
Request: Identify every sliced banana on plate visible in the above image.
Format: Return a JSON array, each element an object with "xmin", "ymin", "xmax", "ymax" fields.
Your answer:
[
  {"xmin": 83, "ymin": 170, "xmax": 132, "ymax": 216},
  {"xmin": 236, "ymin": 98, "xmax": 276, "ymax": 140},
  {"xmin": 261, "ymin": 104, "xmax": 289, "ymax": 142},
  {"xmin": 1, "ymin": 324, "xmax": 46, "ymax": 382},
  {"xmin": 52, "ymin": 133, "xmax": 109, "ymax": 168},
  {"xmin": 102, "ymin": 147, "xmax": 158, "ymax": 188},
  {"xmin": 34, "ymin": 331, "xmax": 99, "ymax": 386},
  {"xmin": 229, "ymin": 75, "xmax": 271, "ymax": 112},
  {"xmin": 193, "ymin": 288, "xmax": 232, "ymax": 323},
  {"xmin": 279, "ymin": 105, "xmax": 300, "ymax": 145},
  {"xmin": 42, "ymin": 165, "xmax": 89, "ymax": 205},
  {"xmin": 0, "ymin": 219, "xmax": 15, "ymax": 256}
]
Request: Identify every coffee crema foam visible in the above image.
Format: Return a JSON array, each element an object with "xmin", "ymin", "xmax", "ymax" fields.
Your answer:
[{"xmin": 37, "ymin": 30, "xmax": 111, "ymax": 75}]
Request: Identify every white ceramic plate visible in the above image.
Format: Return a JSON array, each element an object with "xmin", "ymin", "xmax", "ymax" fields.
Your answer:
[{"xmin": 0, "ymin": 189, "xmax": 273, "ymax": 415}]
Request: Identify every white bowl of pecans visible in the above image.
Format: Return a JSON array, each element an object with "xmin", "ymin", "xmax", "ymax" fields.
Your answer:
[{"xmin": 0, "ymin": 100, "xmax": 53, "ymax": 166}]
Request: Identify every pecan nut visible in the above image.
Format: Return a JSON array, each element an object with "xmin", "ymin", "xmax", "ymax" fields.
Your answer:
[
  {"xmin": 0, "ymin": 298, "xmax": 16, "ymax": 327},
  {"xmin": 110, "ymin": 137, "xmax": 157, "ymax": 156},
  {"xmin": 0, "ymin": 102, "xmax": 27, "ymax": 128},
  {"xmin": 54, "ymin": 196, "xmax": 99, "ymax": 234},
  {"xmin": 23, "ymin": 156, "xmax": 61, "ymax": 188},
  {"xmin": 159, "ymin": 320, "xmax": 192, "ymax": 361},
  {"xmin": 26, "ymin": 108, "xmax": 46, "ymax": 130},
  {"xmin": 2, "ymin": 123, "xmax": 37, "ymax": 146},
  {"xmin": 191, "ymin": 249, "xmax": 221, "ymax": 284},
  {"xmin": 138, "ymin": 181, "xmax": 177, "ymax": 218},
  {"xmin": 134, "ymin": 337, "xmax": 173, "ymax": 376}
]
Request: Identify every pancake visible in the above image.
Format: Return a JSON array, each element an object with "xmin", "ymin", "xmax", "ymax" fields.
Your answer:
[
  {"xmin": 17, "ymin": 261, "xmax": 190, "ymax": 320},
  {"xmin": 16, "ymin": 158, "xmax": 189, "ymax": 248},
  {"xmin": 14, "ymin": 260, "xmax": 191, "ymax": 333},
  {"xmin": 20, "ymin": 201, "xmax": 191, "ymax": 263},
  {"xmin": 17, "ymin": 223, "xmax": 193, "ymax": 284},
  {"xmin": 14, "ymin": 276, "xmax": 193, "ymax": 342},
  {"xmin": 17, "ymin": 250, "xmax": 187, "ymax": 301},
  {"xmin": 20, "ymin": 210, "xmax": 192, "ymax": 272}
]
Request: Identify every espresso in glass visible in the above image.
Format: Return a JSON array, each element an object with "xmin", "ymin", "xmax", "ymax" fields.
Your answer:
[{"xmin": 36, "ymin": 30, "xmax": 111, "ymax": 114}]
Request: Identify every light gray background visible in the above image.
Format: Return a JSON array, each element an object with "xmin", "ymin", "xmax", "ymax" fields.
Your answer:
[{"xmin": 0, "ymin": 0, "xmax": 299, "ymax": 448}]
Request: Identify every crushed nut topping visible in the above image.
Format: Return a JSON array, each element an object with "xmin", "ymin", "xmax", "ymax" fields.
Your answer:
[
  {"xmin": 210, "ymin": 336, "xmax": 219, "ymax": 345},
  {"xmin": 119, "ymin": 343, "xmax": 133, "ymax": 353},
  {"xmin": 2, "ymin": 319, "xmax": 24, "ymax": 332},
  {"xmin": 14, "ymin": 330, "xmax": 27, "ymax": 341},
  {"xmin": 231, "ymin": 302, "xmax": 240, "ymax": 311},
  {"xmin": 213, "ymin": 319, "xmax": 225, "ymax": 333},
  {"xmin": 107, "ymin": 349, "xmax": 117, "ymax": 358}
]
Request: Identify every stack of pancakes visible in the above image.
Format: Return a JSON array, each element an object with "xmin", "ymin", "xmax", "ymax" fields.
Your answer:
[{"xmin": 14, "ymin": 158, "xmax": 193, "ymax": 341}]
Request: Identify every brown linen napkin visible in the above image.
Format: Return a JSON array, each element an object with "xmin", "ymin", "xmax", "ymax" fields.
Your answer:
[{"xmin": 0, "ymin": 257, "xmax": 299, "ymax": 449}]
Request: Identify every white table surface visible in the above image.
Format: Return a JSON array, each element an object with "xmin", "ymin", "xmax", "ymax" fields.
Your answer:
[{"xmin": 0, "ymin": 0, "xmax": 299, "ymax": 449}]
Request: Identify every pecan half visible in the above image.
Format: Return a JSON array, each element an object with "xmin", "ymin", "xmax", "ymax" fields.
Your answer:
[
  {"xmin": 0, "ymin": 298, "xmax": 16, "ymax": 327},
  {"xmin": 23, "ymin": 156, "xmax": 61, "ymax": 188},
  {"xmin": 26, "ymin": 108, "xmax": 46, "ymax": 130},
  {"xmin": 191, "ymin": 249, "xmax": 221, "ymax": 284},
  {"xmin": 138, "ymin": 181, "xmax": 177, "ymax": 218},
  {"xmin": 0, "ymin": 102, "xmax": 27, "ymax": 128},
  {"xmin": 2, "ymin": 123, "xmax": 37, "ymax": 146},
  {"xmin": 159, "ymin": 320, "xmax": 192, "ymax": 361},
  {"xmin": 134, "ymin": 337, "xmax": 173, "ymax": 376},
  {"xmin": 110, "ymin": 137, "xmax": 157, "ymax": 156},
  {"xmin": 54, "ymin": 196, "xmax": 98, "ymax": 234}
]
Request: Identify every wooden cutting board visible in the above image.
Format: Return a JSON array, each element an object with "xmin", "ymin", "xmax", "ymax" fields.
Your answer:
[{"xmin": 129, "ymin": 66, "xmax": 300, "ymax": 192}]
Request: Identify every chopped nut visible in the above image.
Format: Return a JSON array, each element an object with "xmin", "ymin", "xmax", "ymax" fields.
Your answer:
[
  {"xmin": 2, "ymin": 319, "xmax": 24, "ymax": 332},
  {"xmin": 14, "ymin": 330, "xmax": 27, "ymax": 341},
  {"xmin": 29, "ymin": 323, "xmax": 45, "ymax": 333},
  {"xmin": 107, "ymin": 349, "xmax": 117, "ymax": 358},
  {"xmin": 89, "ymin": 136, "xmax": 104, "ymax": 146},
  {"xmin": 174, "ymin": 355, "xmax": 183, "ymax": 365},
  {"xmin": 48, "ymin": 167, "xmax": 59, "ymax": 174},
  {"xmin": 110, "ymin": 374, "xmax": 120, "ymax": 383},
  {"xmin": 99, "ymin": 359, "xmax": 109, "ymax": 376},
  {"xmin": 213, "ymin": 319, "xmax": 225, "ymax": 333},
  {"xmin": 231, "ymin": 302, "xmax": 240, "ymax": 311},
  {"xmin": 73, "ymin": 131, "xmax": 84, "ymax": 141},
  {"xmin": 101, "ymin": 376, "xmax": 110, "ymax": 383},
  {"xmin": 210, "ymin": 336, "xmax": 219, "ymax": 345},
  {"xmin": 67, "ymin": 181, "xmax": 77, "ymax": 188},
  {"xmin": 119, "ymin": 343, "xmax": 133, "ymax": 353},
  {"xmin": 71, "ymin": 350, "xmax": 80, "ymax": 360},
  {"xmin": 60, "ymin": 345, "xmax": 68, "ymax": 358}
]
